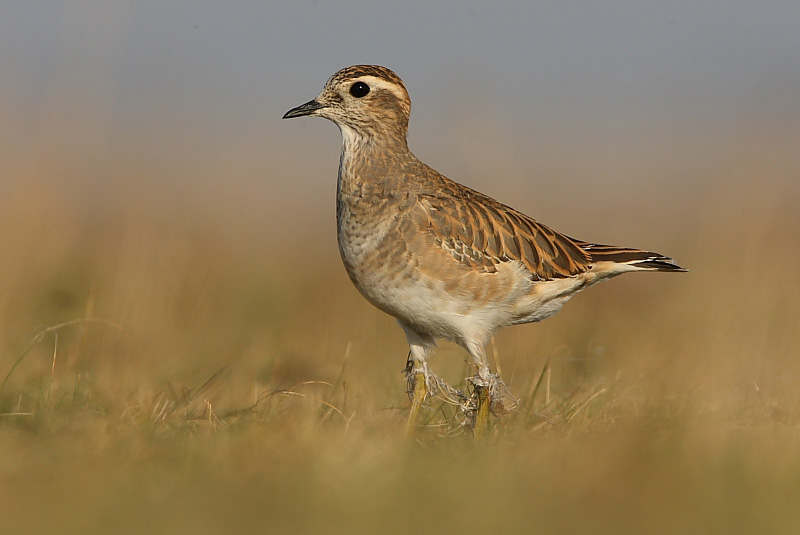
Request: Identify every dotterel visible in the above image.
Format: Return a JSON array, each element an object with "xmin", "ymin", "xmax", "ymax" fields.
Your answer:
[{"xmin": 283, "ymin": 65, "xmax": 685, "ymax": 433}]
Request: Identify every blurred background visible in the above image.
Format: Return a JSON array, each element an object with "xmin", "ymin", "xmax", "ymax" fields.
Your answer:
[{"xmin": 1, "ymin": 2, "xmax": 799, "ymax": 534}]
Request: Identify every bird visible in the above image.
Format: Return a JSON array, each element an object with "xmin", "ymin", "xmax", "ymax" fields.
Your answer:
[{"xmin": 283, "ymin": 65, "xmax": 686, "ymax": 434}]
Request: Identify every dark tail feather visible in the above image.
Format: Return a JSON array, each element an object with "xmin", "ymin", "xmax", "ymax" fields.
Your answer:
[
  {"xmin": 581, "ymin": 243, "xmax": 688, "ymax": 272},
  {"xmin": 632, "ymin": 258, "xmax": 687, "ymax": 272}
]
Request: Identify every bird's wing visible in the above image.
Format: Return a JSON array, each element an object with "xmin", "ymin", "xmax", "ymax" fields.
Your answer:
[{"xmin": 413, "ymin": 187, "xmax": 592, "ymax": 280}]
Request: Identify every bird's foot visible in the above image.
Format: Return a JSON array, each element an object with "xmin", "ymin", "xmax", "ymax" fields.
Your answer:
[
  {"xmin": 403, "ymin": 358, "xmax": 467, "ymax": 433},
  {"xmin": 466, "ymin": 373, "xmax": 519, "ymax": 434},
  {"xmin": 403, "ymin": 358, "xmax": 468, "ymax": 404},
  {"xmin": 403, "ymin": 357, "xmax": 436, "ymax": 404}
]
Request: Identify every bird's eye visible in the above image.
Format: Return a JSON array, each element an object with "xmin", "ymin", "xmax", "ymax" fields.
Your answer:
[{"xmin": 350, "ymin": 81, "xmax": 370, "ymax": 98}]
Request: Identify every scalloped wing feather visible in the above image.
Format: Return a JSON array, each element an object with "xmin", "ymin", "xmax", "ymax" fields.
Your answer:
[{"xmin": 416, "ymin": 188, "xmax": 592, "ymax": 281}]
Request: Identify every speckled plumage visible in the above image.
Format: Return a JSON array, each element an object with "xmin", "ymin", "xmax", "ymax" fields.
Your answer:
[{"xmin": 284, "ymin": 65, "xmax": 685, "ymax": 421}]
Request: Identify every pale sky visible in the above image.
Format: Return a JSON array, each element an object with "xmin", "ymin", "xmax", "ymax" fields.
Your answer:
[{"xmin": 2, "ymin": 2, "xmax": 798, "ymax": 203}]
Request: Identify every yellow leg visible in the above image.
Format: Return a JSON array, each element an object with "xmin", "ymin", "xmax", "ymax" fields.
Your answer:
[
  {"xmin": 472, "ymin": 384, "xmax": 491, "ymax": 437},
  {"xmin": 406, "ymin": 369, "xmax": 427, "ymax": 435}
]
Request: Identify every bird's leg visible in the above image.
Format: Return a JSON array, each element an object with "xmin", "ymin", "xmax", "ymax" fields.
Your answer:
[
  {"xmin": 472, "ymin": 383, "xmax": 491, "ymax": 437},
  {"xmin": 403, "ymin": 351, "xmax": 429, "ymax": 434},
  {"xmin": 401, "ymin": 324, "xmax": 437, "ymax": 434},
  {"xmin": 465, "ymin": 341, "xmax": 518, "ymax": 435},
  {"xmin": 466, "ymin": 343, "xmax": 494, "ymax": 436}
]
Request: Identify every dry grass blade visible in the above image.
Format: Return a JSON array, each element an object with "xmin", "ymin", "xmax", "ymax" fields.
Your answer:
[
  {"xmin": 0, "ymin": 318, "xmax": 122, "ymax": 396},
  {"xmin": 565, "ymin": 387, "xmax": 608, "ymax": 423}
]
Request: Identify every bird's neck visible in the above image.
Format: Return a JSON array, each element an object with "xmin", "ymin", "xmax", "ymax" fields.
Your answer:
[{"xmin": 337, "ymin": 127, "xmax": 412, "ymax": 201}]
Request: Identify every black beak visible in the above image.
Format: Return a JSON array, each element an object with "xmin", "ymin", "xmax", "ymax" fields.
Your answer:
[{"xmin": 283, "ymin": 99, "xmax": 326, "ymax": 119}]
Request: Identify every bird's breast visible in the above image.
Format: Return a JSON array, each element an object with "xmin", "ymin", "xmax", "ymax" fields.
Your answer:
[{"xmin": 337, "ymin": 195, "xmax": 405, "ymax": 286}]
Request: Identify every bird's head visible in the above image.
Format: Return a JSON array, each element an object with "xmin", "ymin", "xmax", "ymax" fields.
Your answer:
[{"xmin": 283, "ymin": 65, "xmax": 411, "ymax": 147}]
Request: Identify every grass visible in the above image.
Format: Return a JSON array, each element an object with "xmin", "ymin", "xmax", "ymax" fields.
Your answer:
[{"xmin": 1, "ymin": 132, "xmax": 799, "ymax": 534}]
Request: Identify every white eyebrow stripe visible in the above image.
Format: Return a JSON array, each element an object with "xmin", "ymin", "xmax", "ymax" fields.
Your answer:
[{"xmin": 355, "ymin": 75, "xmax": 409, "ymax": 103}]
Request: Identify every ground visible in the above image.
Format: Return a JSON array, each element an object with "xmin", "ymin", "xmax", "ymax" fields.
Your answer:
[{"xmin": 1, "ymin": 140, "xmax": 799, "ymax": 535}]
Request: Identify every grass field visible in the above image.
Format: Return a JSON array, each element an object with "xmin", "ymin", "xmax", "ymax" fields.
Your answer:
[{"xmin": 1, "ymin": 122, "xmax": 799, "ymax": 534}]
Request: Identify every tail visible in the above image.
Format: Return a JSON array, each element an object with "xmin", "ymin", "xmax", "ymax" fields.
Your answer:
[{"xmin": 580, "ymin": 243, "xmax": 687, "ymax": 273}]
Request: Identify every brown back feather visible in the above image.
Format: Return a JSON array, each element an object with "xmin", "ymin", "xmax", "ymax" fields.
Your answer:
[{"xmin": 416, "ymin": 186, "xmax": 592, "ymax": 280}]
